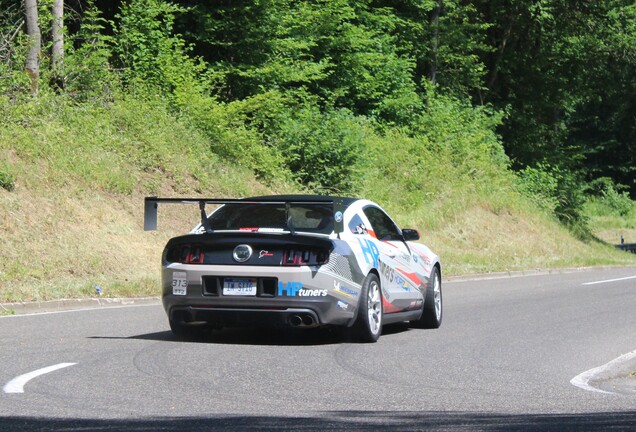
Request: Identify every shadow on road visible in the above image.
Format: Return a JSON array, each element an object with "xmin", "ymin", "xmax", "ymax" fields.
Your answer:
[
  {"xmin": 2, "ymin": 410, "xmax": 636, "ymax": 431},
  {"xmin": 89, "ymin": 322, "xmax": 413, "ymax": 346}
]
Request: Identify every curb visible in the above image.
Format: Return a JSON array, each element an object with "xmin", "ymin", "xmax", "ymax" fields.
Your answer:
[{"xmin": 0, "ymin": 297, "xmax": 161, "ymax": 316}]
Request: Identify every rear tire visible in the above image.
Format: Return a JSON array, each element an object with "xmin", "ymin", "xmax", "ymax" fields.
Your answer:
[
  {"xmin": 411, "ymin": 266, "xmax": 442, "ymax": 329},
  {"xmin": 352, "ymin": 273, "xmax": 383, "ymax": 342}
]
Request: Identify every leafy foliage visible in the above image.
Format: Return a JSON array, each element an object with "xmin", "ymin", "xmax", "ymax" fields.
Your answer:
[
  {"xmin": 478, "ymin": 0, "xmax": 636, "ymax": 197},
  {"xmin": 2, "ymin": 0, "xmax": 636, "ymax": 303},
  {"xmin": 174, "ymin": 0, "xmax": 423, "ymax": 124},
  {"xmin": 517, "ymin": 163, "xmax": 588, "ymax": 234},
  {"xmin": 517, "ymin": 164, "xmax": 560, "ymax": 213},
  {"xmin": 0, "ymin": 0, "xmax": 31, "ymax": 95},
  {"xmin": 361, "ymin": 93, "xmax": 512, "ymax": 227},
  {"xmin": 62, "ymin": 3, "xmax": 116, "ymax": 102},
  {"xmin": 0, "ymin": 165, "xmax": 15, "ymax": 191},
  {"xmin": 270, "ymin": 103, "xmax": 370, "ymax": 193},
  {"xmin": 1, "ymin": 0, "xmax": 634, "ymax": 236},
  {"xmin": 113, "ymin": 0, "xmax": 208, "ymax": 99},
  {"xmin": 587, "ymin": 178, "xmax": 634, "ymax": 218}
]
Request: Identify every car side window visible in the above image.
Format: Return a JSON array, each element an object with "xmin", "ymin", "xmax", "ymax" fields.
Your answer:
[{"xmin": 363, "ymin": 207, "xmax": 401, "ymax": 241}]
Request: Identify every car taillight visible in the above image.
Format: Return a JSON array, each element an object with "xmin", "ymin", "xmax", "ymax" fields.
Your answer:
[
  {"xmin": 168, "ymin": 245, "xmax": 204, "ymax": 264},
  {"xmin": 189, "ymin": 246, "xmax": 204, "ymax": 264},
  {"xmin": 282, "ymin": 248, "xmax": 329, "ymax": 266}
]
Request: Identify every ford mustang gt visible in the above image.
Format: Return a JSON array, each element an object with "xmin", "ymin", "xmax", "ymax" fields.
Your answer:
[{"xmin": 144, "ymin": 195, "xmax": 442, "ymax": 342}]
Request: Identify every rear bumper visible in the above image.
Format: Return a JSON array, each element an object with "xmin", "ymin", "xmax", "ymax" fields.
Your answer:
[{"xmin": 161, "ymin": 264, "xmax": 359, "ymax": 328}]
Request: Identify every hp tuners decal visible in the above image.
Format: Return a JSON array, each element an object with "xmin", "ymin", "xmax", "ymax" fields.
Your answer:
[
  {"xmin": 277, "ymin": 282, "xmax": 327, "ymax": 297},
  {"xmin": 356, "ymin": 238, "xmax": 379, "ymax": 268}
]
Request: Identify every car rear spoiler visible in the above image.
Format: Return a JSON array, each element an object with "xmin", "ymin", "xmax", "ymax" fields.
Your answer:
[{"xmin": 144, "ymin": 196, "xmax": 346, "ymax": 234}]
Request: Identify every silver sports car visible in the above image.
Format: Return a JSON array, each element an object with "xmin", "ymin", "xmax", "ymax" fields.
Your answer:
[{"xmin": 144, "ymin": 195, "xmax": 442, "ymax": 342}]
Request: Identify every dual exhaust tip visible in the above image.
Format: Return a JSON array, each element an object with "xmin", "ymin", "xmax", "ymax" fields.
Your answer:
[
  {"xmin": 173, "ymin": 310, "xmax": 317, "ymax": 328},
  {"xmin": 288, "ymin": 314, "xmax": 316, "ymax": 327}
]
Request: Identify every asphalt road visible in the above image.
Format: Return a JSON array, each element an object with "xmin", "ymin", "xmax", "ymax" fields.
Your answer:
[{"xmin": 1, "ymin": 267, "xmax": 635, "ymax": 431}]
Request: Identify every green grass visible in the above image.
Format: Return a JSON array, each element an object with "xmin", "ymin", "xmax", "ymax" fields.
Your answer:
[
  {"xmin": 0, "ymin": 94, "xmax": 277, "ymax": 302},
  {"xmin": 1, "ymin": 93, "xmax": 634, "ymax": 303},
  {"xmin": 584, "ymin": 196, "xmax": 636, "ymax": 245}
]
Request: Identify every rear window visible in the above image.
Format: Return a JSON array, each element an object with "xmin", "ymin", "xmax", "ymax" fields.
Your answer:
[{"xmin": 207, "ymin": 204, "xmax": 334, "ymax": 234}]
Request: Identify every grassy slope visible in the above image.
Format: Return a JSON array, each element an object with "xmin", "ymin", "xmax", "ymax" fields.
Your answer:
[
  {"xmin": 1, "ymin": 96, "xmax": 634, "ymax": 303},
  {"xmin": 0, "ymin": 96, "xmax": 282, "ymax": 302}
]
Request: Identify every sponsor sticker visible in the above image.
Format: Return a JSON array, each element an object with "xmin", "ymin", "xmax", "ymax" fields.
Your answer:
[
  {"xmin": 172, "ymin": 272, "xmax": 188, "ymax": 295},
  {"xmin": 357, "ymin": 238, "xmax": 380, "ymax": 268},
  {"xmin": 333, "ymin": 280, "xmax": 358, "ymax": 298},
  {"xmin": 277, "ymin": 281, "xmax": 327, "ymax": 297},
  {"xmin": 395, "ymin": 275, "xmax": 410, "ymax": 292}
]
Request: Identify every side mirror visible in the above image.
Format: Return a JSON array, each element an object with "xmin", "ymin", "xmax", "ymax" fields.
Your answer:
[{"xmin": 402, "ymin": 228, "xmax": 420, "ymax": 241}]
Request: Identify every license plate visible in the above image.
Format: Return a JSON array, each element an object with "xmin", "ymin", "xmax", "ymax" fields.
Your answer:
[
  {"xmin": 223, "ymin": 278, "xmax": 257, "ymax": 296},
  {"xmin": 172, "ymin": 272, "xmax": 188, "ymax": 295}
]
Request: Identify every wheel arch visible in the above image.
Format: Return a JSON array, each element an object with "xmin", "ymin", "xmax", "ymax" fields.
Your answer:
[
  {"xmin": 434, "ymin": 262, "xmax": 442, "ymax": 281},
  {"xmin": 348, "ymin": 268, "xmax": 381, "ymax": 327},
  {"xmin": 367, "ymin": 267, "xmax": 381, "ymax": 281}
]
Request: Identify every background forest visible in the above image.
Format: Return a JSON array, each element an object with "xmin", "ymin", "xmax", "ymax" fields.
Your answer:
[{"xmin": 1, "ymin": 0, "xmax": 635, "ymax": 301}]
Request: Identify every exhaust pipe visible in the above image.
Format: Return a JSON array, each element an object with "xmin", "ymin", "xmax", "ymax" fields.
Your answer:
[
  {"xmin": 173, "ymin": 310, "xmax": 194, "ymax": 323},
  {"xmin": 302, "ymin": 314, "xmax": 314, "ymax": 326},
  {"xmin": 289, "ymin": 315, "xmax": 303, "ymax": 326}
]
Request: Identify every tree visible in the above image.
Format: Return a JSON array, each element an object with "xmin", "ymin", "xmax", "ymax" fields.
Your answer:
[
  {"xmin": 51, "ymin": 0, "xmax": 64, "ymax": 88},
  {"xmin": 173, "ymin": 0, "xmax": 422, "ymax": 124},
  {"xmin": 473, "ymin": 0, "xmax": 636, "ymax": 197},
  {"xmin": 24, "ymin": 0, "xmax": 41, "ymax": 94}
]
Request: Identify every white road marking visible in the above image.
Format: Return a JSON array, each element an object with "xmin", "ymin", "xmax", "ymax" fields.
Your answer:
[
  {"xmin": 571, "ymin": 350, "xmax": 636, "ymax": 394},
  {"xmin": 0, "ymin": 302, "xmax": 159, "ymax": 319},
  {"xmin": 582, "ymin": 275, "xmax": 636, "ymax": 286},
  {"xmin": 3, "ymin": 363, "xmax": 77, "ymax": 394}
]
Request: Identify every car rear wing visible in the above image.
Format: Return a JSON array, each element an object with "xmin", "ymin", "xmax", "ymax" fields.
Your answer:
[{"xmin": 144, "ymin": 196, "xmax": 346, "ymax": 234}]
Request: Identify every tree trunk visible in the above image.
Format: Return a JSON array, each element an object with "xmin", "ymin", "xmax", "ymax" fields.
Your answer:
[
  {"xmin": 427, "ymin": 1, "xmax": 442, "ymax": 86},
  {"xmin": 51, "ymin": 0, "xmax": 64, "ymax": 88},
  {"xmin": 24, "ymin": 0, "xmax": 41, "ymax": 95}
]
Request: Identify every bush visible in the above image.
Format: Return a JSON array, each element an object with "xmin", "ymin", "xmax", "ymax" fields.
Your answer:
[
  {"xmin": 190, "ymin": 89, "xmax": 371, "ymax": 192},
  {"xmin": 517, "ymin": 163, "xmax": 588, "ymax": 232},
  {"xmin": 270, "ymin": 104, "xmax": 370, "ymax": 193},
  {"xmin": 588, "ymin": 177, "xmax": 634, "ymax": 217},
  {"xmin": 517, "ymin": 164, "xmax": 559, "ymax": 212},
  {"xmin": 0, "ymin": 167, "xmax": 15, "ymax": 191},
  {"xmin": 61, "ymin": 5, "xmax": 117, "ymax": 103},
  {"xmin": 0, "ymin": 2, "xmax": 30, "ymax": 96},
  {"xmin": 414, "ymin": 93, "xmax": 509, "ymax": 172},
  {"xmin": 361, "ymin": 94, "xmax": 515, "ymax": 227}
]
